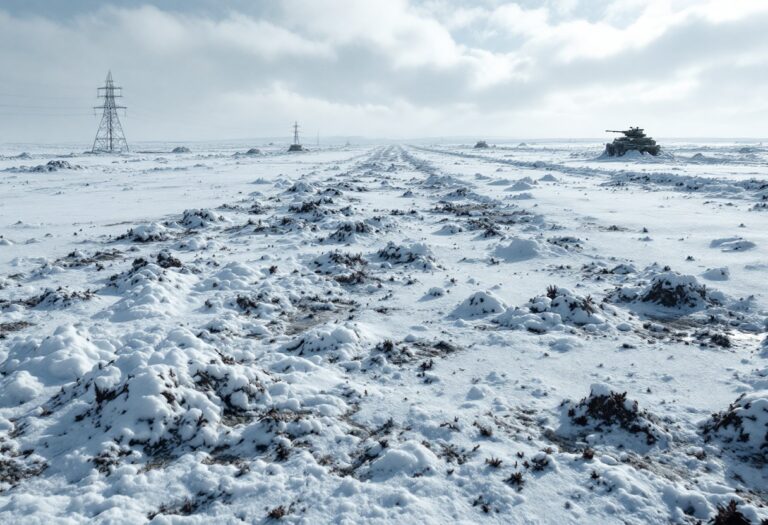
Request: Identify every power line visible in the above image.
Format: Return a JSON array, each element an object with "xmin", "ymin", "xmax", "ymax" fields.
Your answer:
[
  {"xmin": 0, "ymin": 92, "xmax": 88, "ymax": 100},
  {"xmin": 0, "ymin": 103, "xmax": 89, "ymax": 109}
]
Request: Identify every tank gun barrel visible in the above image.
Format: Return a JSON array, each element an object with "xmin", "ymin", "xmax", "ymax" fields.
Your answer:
[{"xmin": 605, "ymin": 130, "xmax": 625, "ymax": 133}]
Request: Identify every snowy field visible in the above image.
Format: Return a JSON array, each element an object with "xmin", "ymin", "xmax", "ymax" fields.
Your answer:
[{"xmin": 0, "ymin": 140, "xmax": 767, "ymax": 523}]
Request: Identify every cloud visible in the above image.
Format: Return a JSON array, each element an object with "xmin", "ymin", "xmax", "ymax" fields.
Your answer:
[{"xmin": 0, "ymin": 0, "xmax": 766, "ymax": 143}]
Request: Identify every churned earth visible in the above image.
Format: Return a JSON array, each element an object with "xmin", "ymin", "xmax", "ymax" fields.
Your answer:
[{"xmin": 0, "ymin": 140, "xmax": 766, "ymax": 524}]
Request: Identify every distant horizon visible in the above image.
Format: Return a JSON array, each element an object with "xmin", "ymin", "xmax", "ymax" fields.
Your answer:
[{"xmin": 1, "ymin": 135, "xmax": 767, "ymax": 151}]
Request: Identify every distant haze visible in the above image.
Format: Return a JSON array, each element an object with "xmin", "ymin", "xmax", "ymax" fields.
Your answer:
[{"xmin": 1, "ymin": 0, "xmax": 766, "ymax": 143}]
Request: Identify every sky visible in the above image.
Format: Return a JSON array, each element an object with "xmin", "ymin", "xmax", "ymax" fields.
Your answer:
[{"xmin": 0, "ymin": 0, "xmax": 766, "ymax": 143}]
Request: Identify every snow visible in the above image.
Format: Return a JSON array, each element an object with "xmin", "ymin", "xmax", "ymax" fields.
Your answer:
[
  {"xmin": 702, "ymin": 390, "xmax": 768, "ymax": 462},
  {"xmin": 493, "ymin": 237, "xmax": 546, "ymax": 262},
  {"xmin": 451, "ymin": 290, "xmax": 506, "ymax": 319},
  {"xmin": 1, "ymin": 140, "xmax": 767, "ymax": 523},
  {"xmin": 710, "ymin": 236, "xmax": 757, "ymax": 252},
  {"xmin": 702, "ymin": 266, "xmax": 730, "ymax": 281}
]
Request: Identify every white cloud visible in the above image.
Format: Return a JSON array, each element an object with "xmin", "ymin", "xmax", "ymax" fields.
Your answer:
[{"xmin": 0, "ymin": 1, "xmax": 766, "ymax": 142}]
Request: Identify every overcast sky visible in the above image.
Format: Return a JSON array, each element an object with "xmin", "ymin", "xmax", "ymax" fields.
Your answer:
[{"xmin": 0, "ymin": 0, "xmax": 766, "ymax": 143}]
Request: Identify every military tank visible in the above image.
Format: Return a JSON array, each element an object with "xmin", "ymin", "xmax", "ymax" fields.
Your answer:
[
  {"xmin": 474, "ymin": 140, "xmax": 489, "ymax": 149},
  {"xmin": 604, "ymin": 127, "xmax": 660, "ymax": 156}
]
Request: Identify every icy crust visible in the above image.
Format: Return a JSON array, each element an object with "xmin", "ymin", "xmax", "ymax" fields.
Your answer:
[
  {"xmin": 495, "ymin": 286, "xmax": 609, "ymax": 333},
  {"xmin": 560, "ymin": 384, "xmax": 668, "ymax": 447},
  {"xmin": 701, "ymin": 391, "xmax": 768, "ymax": 462}
]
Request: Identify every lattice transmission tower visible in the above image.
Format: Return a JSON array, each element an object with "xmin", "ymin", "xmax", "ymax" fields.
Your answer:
[
  {"xmin": 92, "ymin": 71, "xmax": 129, "ymax": 153},
  {"xmin": 288, "ymin": 121, "xmax": 303, "ymax": 151}
]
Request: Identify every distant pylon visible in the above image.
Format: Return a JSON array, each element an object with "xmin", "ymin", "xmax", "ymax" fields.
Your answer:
[
  {"xmin": 288, "ymin": 121, "xmax": 303, "ymax": 152},
  {"xmin": 92, "ymin": 71, "xmax": 128, "ymax": 153}
]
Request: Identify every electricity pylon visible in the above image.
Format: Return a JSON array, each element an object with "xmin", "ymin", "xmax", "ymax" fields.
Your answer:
[
  {"xmin": 288, "ymin": 121, "xmax": 303, "ymax": 151},
  {"xmin": 92, "ymin": 71, "xmax": 128, "ymax": 153}
]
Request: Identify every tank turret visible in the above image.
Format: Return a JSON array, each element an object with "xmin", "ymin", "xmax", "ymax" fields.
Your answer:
[{"xmin": 604, "ymin": 127, "xmax": 660, "ymax": 156}]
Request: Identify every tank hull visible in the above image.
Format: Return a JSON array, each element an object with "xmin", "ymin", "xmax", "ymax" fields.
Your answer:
[{"xmin": 604, "ymin": 127, "xmax": 661, "ymax": 156}]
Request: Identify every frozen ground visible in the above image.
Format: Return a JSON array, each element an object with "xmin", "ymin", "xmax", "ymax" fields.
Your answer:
[{"xmin": 0, "ymin": 140, "xmax": 767, "ymax": 524}]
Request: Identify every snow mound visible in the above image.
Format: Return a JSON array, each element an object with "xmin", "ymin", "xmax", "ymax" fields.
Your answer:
[
  {"xmin": 286, "ymin": 181, "xmax": 315, "ymax": 194},
  {"xmin": 422, "ymin": 173, "xmax": 464, "ymax": 188},
  {"xmin": 22, "ymin": 160, "xmax": 81, "ymax": 172},
  {"xmin": 288, "ymin": 198, "xmax": 337, "ymax": 222},
  {"xmin": 560, "ymin": 384, "xmax": 667, "ymax": 447},
  {"xmin": 11, "ymin": 328, "xmax": 289, "ymax": 475},
  {"xmin": 702, "ymin": 267, "xmax": 730, "ymax": 281},
  {"xmin": 506, "ymin": 179, "xmax": 535, "ymax": 191},
  {"xmin": 510, "ymin": 191, "xmax": 534, "ymax": 200},
  {"xmin": 1, "ymin": 324, "xmax": 109, "ymax": 383},
  {"xmin": 312, "ymin": 251, "xmax": 367, "ymax": 276},
  {"xmin": 117, "ymin": 222, "xmax": 172, "ymax": 243},
  {"xmin": 282, "ymin": 323, "xmax": 365, "ymax": 361},
  {"xmin": 425, "ymin": 286, "xmax": 445, "ymax": 298},
  {"xmin": 367, "ymin": 441, "xmax": 438, "ymax": 480},
  {"xmin": 102, "ymin": 258, "xmax": 192, "ymax": 321},
  {"xmin": 609, "ymin": 271, "xmax": 722, "ymax": 310},
  {"xmin": 493, "ymin": 237, "xmax": 545, "ymax": 262},
  {"xmin": 702, "ymin": 391, "xmax": 768, "ymax": 462},
  {"xmin": 495, "ymin": 286, "xmax": 608, "ymax": 333},
  {"xmin": 178, "ymin": 209, "xmax": 225, "ymax": 229},
  {"xmin": 325, "ymin": 221, "xmax": 374, "ymax": 243},
  {"xmin": 710, "ymin": 237, "xmax": 756, "ymax": 252},
  {"xmin": 26, "ymin": 287, "xmax": 94, "ymax": 309},
  {"xmin": 451, "ymin": 291, "xmax": 507, "ymax": 319},
  {"xmin": 0, "ymin": 370, "xmax": 44, "ymax": 406},
  {"xmin": 435, "ymin": 223, "xmax": 463, "ymax": 235},
  {"xmin": 377, "ymin": 241, "xmax": 436, "ymax": 270},
  {"xmin": 199, "ymin": 262, "xmax": 258, "ymax": 291}
]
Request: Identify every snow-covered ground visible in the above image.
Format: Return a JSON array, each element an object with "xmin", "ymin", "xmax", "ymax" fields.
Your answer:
[{"xmin": 0, "ymin": 140, "xmax": 767, "ymax": 524}]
